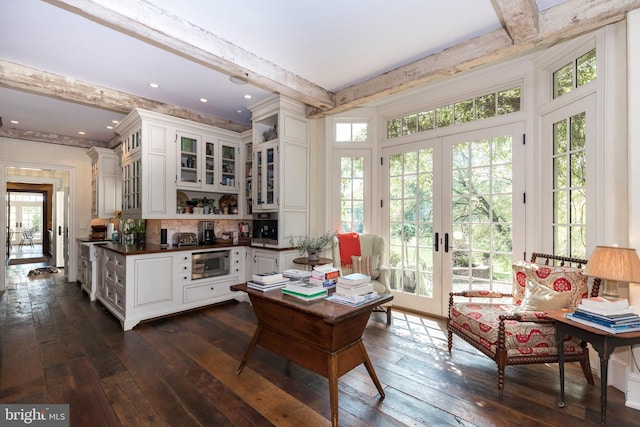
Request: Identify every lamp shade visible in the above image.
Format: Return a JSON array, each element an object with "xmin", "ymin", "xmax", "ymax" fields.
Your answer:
[{"xmin": 584, "ymin": 246, "xmax": 640, "ymax": 283}]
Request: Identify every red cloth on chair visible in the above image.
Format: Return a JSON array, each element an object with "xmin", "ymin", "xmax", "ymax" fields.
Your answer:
[{"xmin": 338, "ymin": 232, "xmax": 361, "ymax": 266}]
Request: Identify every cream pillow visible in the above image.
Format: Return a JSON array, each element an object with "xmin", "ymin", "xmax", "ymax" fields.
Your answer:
[
  {"xmin": 351, "ymin": 255, "xmax": 380, "ymax": 280},
  {"xmin": 515, "ymin": 279, "xmax": 571, "ymax": 312}
]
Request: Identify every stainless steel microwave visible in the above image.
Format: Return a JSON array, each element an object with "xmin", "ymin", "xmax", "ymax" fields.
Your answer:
[{"xmin": 191, "ymin": 250, "xmax": 230, "ymax": 280}]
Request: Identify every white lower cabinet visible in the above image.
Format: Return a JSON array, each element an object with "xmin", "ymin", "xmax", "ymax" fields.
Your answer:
[
  {"xmin": 96, "ymin": 246, "xmax": 245, "ymax": 331},
  {"xmin": 252, "ymin": 248, "xmax": 298, "ymax": 274}
]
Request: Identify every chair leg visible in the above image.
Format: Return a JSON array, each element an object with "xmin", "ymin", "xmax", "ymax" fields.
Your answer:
[{"xmin": 578, "ymin": 342, "xmax": 595, "ymax": 385}]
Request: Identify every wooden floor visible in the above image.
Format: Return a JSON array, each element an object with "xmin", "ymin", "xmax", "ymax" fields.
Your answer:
[{"xmin": 2, "ymin": 265, "xmax": 640, "ymax": 427}]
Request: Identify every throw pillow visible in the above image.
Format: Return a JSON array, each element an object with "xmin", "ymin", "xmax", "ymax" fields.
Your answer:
[
  {"xmin": 351, "ymin": 255, "xmax": 380, "ymax": 280},
  {"xmin": 515, "ymin": 279, "xmax": 572, "ymax": 312}
]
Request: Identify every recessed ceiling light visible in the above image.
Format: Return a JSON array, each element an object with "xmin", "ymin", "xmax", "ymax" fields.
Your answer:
[
  {"xmin": 244, "ymin": 94, "xmax": 252, "ymax": 99},
  {"xmin": 106, "ymin": 125, "xmax": 114, "ymax": 130},
  {"xmin": 230, "ymin": 75, "xmax": 248, "ymax": 85},
  {"xmin": 236, "ymin": 110, "xmax": 243, "ymax": 114},
  {"xmin": 149, "ymin": 83, "xmax": 159, "ymax": 88},
  {"xmin": 112, "ymin": 120, "xmax": 119, "ymax": 124},
  {"xmin": 10, "ymin": 120, "xmax": 19, "ymax": 124},
  {"xmin": 78, "ymin": 131, "xmax": 86, "ymax": 135},
  {"xmin": 200, "ymin": 98, "xmax": 208, "ymax": 103}
]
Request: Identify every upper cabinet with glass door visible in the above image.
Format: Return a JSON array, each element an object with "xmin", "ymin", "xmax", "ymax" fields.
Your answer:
[{"xmin": 176, "ymin": 131, "xmax": 239, "ymax": 193}]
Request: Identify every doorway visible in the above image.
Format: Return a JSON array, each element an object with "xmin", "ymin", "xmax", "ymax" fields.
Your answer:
[
  {"xmin": 6, "ymin": 186, "xmax": 50, "ymax": 265},
  {"xmin": 382, "ymin": 122, "xmax": 525, "ymax": 317},
  {"xmin": 2, "ymin": 165, "xmax": 73, "ymax": 292}
]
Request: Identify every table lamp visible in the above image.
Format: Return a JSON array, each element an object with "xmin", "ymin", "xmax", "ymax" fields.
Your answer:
[{"xmin": 583, "ymin": 246, "xmax": 640, "ymax": 298}]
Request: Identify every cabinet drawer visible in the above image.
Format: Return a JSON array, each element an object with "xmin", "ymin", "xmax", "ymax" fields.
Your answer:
[
  {"xmin": 104, "ymin": 283, "xmax": 125, "ymax": 315},
  {"xmin": 183, "ymin": 278, "xmax": 235, "ymax": 303}
]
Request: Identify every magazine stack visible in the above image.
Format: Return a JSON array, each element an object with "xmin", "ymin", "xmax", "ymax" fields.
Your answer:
[
  {"xmin": 565, "ymin": 297, "xmax": 640, "ymax": 333},
  {"xmin": 282, "ymin": 269, "xmax": 312, "ymax": 281},
  {"xmin": 247, "ymin": 271, "xmax": 289, "ymax": 292},
  {"xmin": 326, "ymin": 272, "xmax": 379, "ymax": 307}
]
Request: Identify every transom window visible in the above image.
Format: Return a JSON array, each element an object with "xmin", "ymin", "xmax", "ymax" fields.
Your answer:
[
  {"xmin": 387, "ymin": 86, "xmax": 521, "ymax": 139},
  {"xmin": 553, "ymin": 48, "xmax": 596, "ymax": 98},
  {"xmin": 336, "ymin": 122, "xmax": 368, "ymax": 142}
]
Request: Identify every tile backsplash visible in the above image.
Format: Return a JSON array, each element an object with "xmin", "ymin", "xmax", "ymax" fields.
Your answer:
[{"xmin": 145, "ymin": 219, "xmax": 249, "ymax": 245}]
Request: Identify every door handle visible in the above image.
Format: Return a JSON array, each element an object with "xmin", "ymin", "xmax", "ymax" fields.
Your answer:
[
  {"xmin": 434, "ymin": 232, "xmax": 439, "ymax": 252},
  {"xmin": 58, "ymin": 226, "xmax": 62, "ymax": 235},
  {"xmin": 444, "ymin": 233, "xmax": 449, "ymax": 253}
]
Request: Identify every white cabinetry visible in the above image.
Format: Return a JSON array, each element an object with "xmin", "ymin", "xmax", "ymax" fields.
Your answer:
[
  {"xmin": 87, "ymin": 147, "xmax": 121, "ymax": 218},
  {"xmin": 96, "ymin": 246, "xmax": 246, "ymax": 331},
  {"xmin": 249, "ymin": 96, "xmax": 309, "ymax": 247},
  {"xmin": 252, "ymin": 248, "xmax": 298, "ymax": 274},
  {"xmin": 117, "ymin": 110, "xmax": 173, "ymax": 219},
  {"xmin": 176, "ymin": 132, "xmax": 240, "ymax": 193}
]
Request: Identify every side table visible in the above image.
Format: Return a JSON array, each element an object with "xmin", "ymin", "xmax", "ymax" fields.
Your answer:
[{"xmin": 546, "ymin": 309, "xmax": 640, "ymax": 426}]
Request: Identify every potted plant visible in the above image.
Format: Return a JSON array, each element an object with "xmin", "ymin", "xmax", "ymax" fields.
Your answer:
[{"xmin": 289, "ymin": 231, "xmax": 337, "ymax": 261}]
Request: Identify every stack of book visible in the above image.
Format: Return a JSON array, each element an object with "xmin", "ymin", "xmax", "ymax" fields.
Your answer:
[
  {"xmin": 282, "ymin": 269, "xmax": 312, "ymax": 281},
  {"xmin": 566, "ymin": 297, "xmax": 640, "ymax": 333},
  {"xmin": 326, "ymin": 273, "xmax": 379, "ymax": 306},
  {"xmin": 281, "ymin": 280, "xmax": 328, "ymax": 302},
  {"xmin": 247, "ymin": 271, "xmax": 290, "ymax": 292},
  {"xmin": 308, "ymin": 264, "xmax": 340, "ymax": 289}
]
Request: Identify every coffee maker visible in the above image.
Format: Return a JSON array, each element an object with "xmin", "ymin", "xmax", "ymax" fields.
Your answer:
[{"xmin": 198, "ymin": 221, "xmax": 216, "ymax": 245}]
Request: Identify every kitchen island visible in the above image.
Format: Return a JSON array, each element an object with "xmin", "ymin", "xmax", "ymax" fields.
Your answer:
[{"xmin": 95, "ymin": 241, "xmax": 249, "ymax": 330}]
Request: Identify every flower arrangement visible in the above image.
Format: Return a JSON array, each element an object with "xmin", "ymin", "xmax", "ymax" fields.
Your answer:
[{"xmin": 289, "ymin": 231, "xmax": 337, "ymax": 260}]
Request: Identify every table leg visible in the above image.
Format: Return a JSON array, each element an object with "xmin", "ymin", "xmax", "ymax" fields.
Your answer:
[
  {"xmin": 328, "ymin": 353, "xmax": 339, "ymax": 427},
  {"xmin": 600, "ymin": 352, "xmax": 609, "ymax": 426},
  {"xmin": 359, "ymin": 341, "xmax": 385, "ymax": 398},
  {"xmin": 556, "ymin": 327, "xmax": 566, "ymax": 408},
  {"xmin": 236, "ymin": 326, "xmax": 261, "ymax": 375}
]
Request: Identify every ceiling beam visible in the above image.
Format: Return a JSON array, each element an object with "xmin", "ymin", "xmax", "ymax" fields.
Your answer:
[
  {"xmin": 491, "ymin": 0, "xmax": 539, "ymax": 43},
  {"xmin": 0, "ymin": 127, "xmax": 106, "ymax": 149},
  {"xmin": 309, "ymin": 0, "xmax": 640, "ymax": 118},
  {"xmin": 45, "ymin": 0, "xmax": 335, "ymax": 111},
  {"xmin": 0, "ymin": 60, "xmax": 250, "ymax": 133}
]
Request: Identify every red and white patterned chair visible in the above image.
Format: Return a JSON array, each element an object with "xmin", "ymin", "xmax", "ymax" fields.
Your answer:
[{"xmin": 447, "ymin": 253, "xmax": 601, "ymax": 393}]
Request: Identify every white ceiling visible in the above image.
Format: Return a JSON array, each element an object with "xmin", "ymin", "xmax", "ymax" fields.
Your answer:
[{"xmin": 1, "ymin": 0, "xmax": 568, "ymax": 144}]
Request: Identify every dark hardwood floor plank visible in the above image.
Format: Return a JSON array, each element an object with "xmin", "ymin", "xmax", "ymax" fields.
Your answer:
[{"xmin": 3, "ymin": 268, "xmax": 640, "ymax": 426}]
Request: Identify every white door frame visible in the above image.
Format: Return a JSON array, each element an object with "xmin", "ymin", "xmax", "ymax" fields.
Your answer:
[{"xmin": 1, "ymin": 162, "xmax": 77, "ymax": 290}]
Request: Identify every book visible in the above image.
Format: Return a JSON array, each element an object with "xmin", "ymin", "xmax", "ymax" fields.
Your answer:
[
  {"xmin": 580, "ymin": 297, "xmax": 630, "ymax": 310},
  {"xmin": 329, "ymin": 291, "xmax": 379, "ymax": 304},
  {"xmin": 566, "ymin": 313, "xmax": 640, "ymax": 334},
  {"xmin": 575, "ymin": 303, "xmax": 634, "ymax": 317},
  {"xmin": 252, "ymin": 272, "xmax": 285, "ymax": 284},
  {"xmin": 282, "ymin": 269, "xmax": 312, "ymax": 280},
  {"xmin": 572, "ymin": 309, "xmax": 640, "ymax": 326},
  {"xmin": 337, "ymin": 273, "xmax": 371, "ymax": 286},
  {"xmin": 326, "ymin": 292, "xmax": 380, "ymax": 307},
  {"xmin": 308, "ymin": 277, "xmax": 338, "ymax": 288},
  {"xmin": 335, "ymin": 283, "xmax": 374, "ymax": 296},
  {"xmin": 284, "ymin": 280, "xmax": 326, "ymax": 295},
  {"xmin": 247, "ymin": 281, "xmax": 288, "ymax": 292},
  {"xmin": 281, "ymin": 288, "xmax": 328, "ymax": 301},
  {"xmin": 311, "ymin": 264, "xmax": 339, "ymax": 280}
]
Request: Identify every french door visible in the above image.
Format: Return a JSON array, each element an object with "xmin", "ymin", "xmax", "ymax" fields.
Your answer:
[{"xmin": 382, "ymin": 123, "xmax": 525, "ymax": 315}]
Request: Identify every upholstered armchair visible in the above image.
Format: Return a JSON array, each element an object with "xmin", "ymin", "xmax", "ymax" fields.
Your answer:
[
  {"xmin": 332, "ymin": 233, "xmax": 392, "ymax": 324},
  {"xmin": 448, "ymin": 253, "xmax": 601, "ymax": 393}
]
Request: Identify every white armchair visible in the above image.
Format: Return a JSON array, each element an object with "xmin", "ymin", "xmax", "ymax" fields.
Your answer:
[{"xmin": 332, "ymin": 233, "xmax": 392, "ymax": 324}]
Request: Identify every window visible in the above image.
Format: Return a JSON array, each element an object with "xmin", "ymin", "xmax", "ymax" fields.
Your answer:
[
  {"xmin": 336, "ymin": 122, "xmax": 368, "ymax": 142},
  {"xmin": 552, "ymin": 112, "xmax": 587, "ymax": 259},
  {"xmin": 387, "ymin": 86, "xmax": 521, "ymax": 139},
  {"xmin": 553, "ymin": 48, "xmax": 596, "ymax": 98},
  {"xmin": 340, "ymin": 156, "xmax": 365, "ymax": 233}
]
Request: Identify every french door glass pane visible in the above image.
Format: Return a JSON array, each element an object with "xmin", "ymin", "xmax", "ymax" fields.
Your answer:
[
  {"xmin": 388, "ymin": 149, "xmax": 434, "ymax": 297},
  {"xmin": 451, "ymin": 135, "xmax": 514, "ymax": 294}
]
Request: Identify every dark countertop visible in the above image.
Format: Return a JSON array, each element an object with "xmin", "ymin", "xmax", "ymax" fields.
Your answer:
[{"xmin": 99, "ymin": 238, "xmax": 254, "ymax": 255}]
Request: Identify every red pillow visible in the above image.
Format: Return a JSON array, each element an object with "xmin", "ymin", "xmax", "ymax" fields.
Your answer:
[{"xmin": 338, "ymin": 232, "xmax": 361, "ymax": 266}]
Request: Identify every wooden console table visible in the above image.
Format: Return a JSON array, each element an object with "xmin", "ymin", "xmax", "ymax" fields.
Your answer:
[
  {"xmin": 547, "ymin": 309, "xmax": 640, "ymax": 426},
  {"xmin": 231, "ymin": 283, "xmax": 393, "ymax": 427}
]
